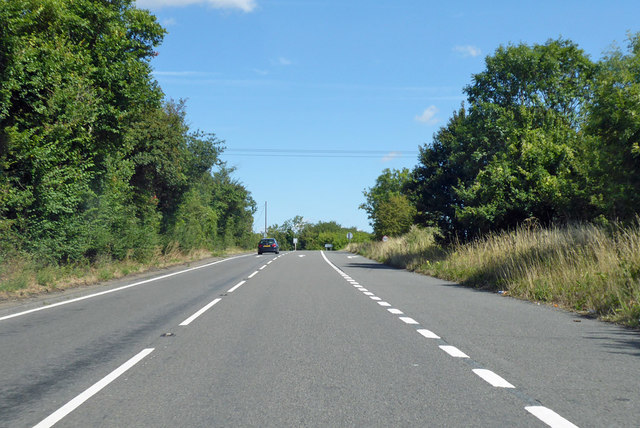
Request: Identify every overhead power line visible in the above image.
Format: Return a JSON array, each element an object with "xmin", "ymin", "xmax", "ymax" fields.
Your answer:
[{"xmin": 224, "ymin": 148, "xmax": 419, "ymax": 158}]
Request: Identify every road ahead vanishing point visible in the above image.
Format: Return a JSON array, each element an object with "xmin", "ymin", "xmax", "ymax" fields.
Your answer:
[{"xmin": 1, "ymin": 251, "xmax": 638, "ymax": 427}]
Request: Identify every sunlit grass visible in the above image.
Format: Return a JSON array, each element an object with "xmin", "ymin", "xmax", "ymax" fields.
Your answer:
[
  {"xmin": 348, "ymin": 222, "xmax": 640, "ymax": 327},
  {"xmin": 0, "ymin": 243, "xmax": 233, "ymax": 300}
]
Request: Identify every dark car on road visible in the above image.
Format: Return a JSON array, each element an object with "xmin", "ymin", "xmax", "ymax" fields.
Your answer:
[{"xmin": 258, "ymin": 238, "xmax": 279, "ymax": 255}]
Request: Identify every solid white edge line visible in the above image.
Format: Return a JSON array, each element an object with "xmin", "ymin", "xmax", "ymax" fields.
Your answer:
[
  {"xmin": 0, "ymin": 254, "xmax": 251, "ymax": 322},
  {"xmin": 472, "ymin": 369, "xmax": 515, "ymax": 388},
  {"xmin": 179, "ymin": 298, "xmax": 222, "ymax": 326},
  {"xmin": 417, "ymin": 329, "xmax": 440, "ymax": 339},
  {"xmin": 399, "ymin": 316, "xmax": 419, "ymax": 325},
  {"xmin": 248, "ymin": 271, "xmax": 259, "ymax": 279},
  {"xmin": 525, "ymin": 406, "xmax": 579, "ymax": 428},
  {"xmin": 34, "ymin": 348, "xmax": 154, "ymax": 428},
  {"xmin": 227, "ymin": 280, "xmax": 246, "ymax": 293},
  {"xmin": 439, "ymin": 345, "xmax": 470, "ymax": 358}
]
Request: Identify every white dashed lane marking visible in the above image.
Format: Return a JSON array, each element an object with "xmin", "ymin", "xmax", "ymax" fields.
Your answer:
[
  {"xmin": 227, "ymin": 280, "xmax": 246, "ymax": 293},
  {"xmin": 180, "ymin": 298, "xmax": 222, "ymax": 326},
  {"xmin": 439, "ymin": 345, "xmax": 469, "ymax": 358},
  {"xmin": 399, "ymin": 316, "xmax": 420, "ymax": 325},
  {"xmin": 525, "ymin": 406, "xmax": 580, "ymax": 428},
  {"xmin": 417, "ymin": 329, "xmax": 440, "ymax": 339},
  {"xmin": 472, "ymin": 369, "xmax": 515, "ymax": 388},
  {"xmin": 319, "ymin": 251, "xmax": 580, "ymax": 428},
  {"xmin": 34, "ymin": 348, "xmax": 155, "ymax": 428}
]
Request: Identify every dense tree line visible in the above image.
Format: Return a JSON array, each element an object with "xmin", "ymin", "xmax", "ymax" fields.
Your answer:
[
  {"xmin": 0, "ymin": 0, "xmax": 256, "ymax": 264},
  {"xmin": 363, "ymin": 35, "xmax": 640, "ymax": 241},
  {"xmin": 266, "ymin": 216, "xmax": 371, "ymax": 251}
]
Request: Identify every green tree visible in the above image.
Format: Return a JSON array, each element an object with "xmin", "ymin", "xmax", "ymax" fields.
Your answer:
[
  {"xmin": 375, "ymin": 194, "xmax": 417, "ymax": 238},
  {"xmin": 587, "ymin": 33, "xmax": 640, "ymax": 220},
  {"xmin": 0, "ymin": 0, "xmax": 164, "ymax": 262},
  {"xmin": 409, "ymin": 39, "xmax": 597, "ymax": 240},
  {"xmin": 360, "ymin": 168, "xmax": 414, "ymax": 238}
]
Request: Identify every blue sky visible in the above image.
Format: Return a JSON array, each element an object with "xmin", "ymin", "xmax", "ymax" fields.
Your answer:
[{"xmin": 136, "ymin": 0, "xmax": 639, "ymax": 233}]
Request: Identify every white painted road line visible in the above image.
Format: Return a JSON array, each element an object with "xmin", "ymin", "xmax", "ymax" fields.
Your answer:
[
  {"xmin": 525, "ymin": 406, "xmax": 579, "ymax": 428},
  {"xmin": 180, "ymin": 298, "xmax": 222, "ymax": 326},
  {"xmin": 248, "ymin": 271, "xmax": 259, "ymax": 279},
  {"xmin": 439, "ymin": 345, "xmax": 469, "ymax": 358},
  {"xmin": 259, "ymin": 265, "xmax": 267, "ymax": 270},
  {"xmin": 34, "ymin": 348, "xmax": 154, "ymax": 428},
  {"xmin": 320, "ymin": 250, "xmax": 580, "ymax": 428},
  {"xmin": 227, "ymin": 280, "xmax": 246, "ymax": 293},
  {"xmin": 399, "ymin": 316, "xmax": 419, "ymax": 325},
  {"xmin": 417, "ymin": 329, "xmax": 440, "ymax": 339},
  {"xmin": 0, "ymin": 254, "xmax": 251, "ymax": 322},
  {"xmin": 472, "ymin": 369, "xmax": 515, "ymax": 388}
]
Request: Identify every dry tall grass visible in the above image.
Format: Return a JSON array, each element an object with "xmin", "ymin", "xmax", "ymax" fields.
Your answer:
[
  {"xmin": 0, "ymin": 243, "xmax": 242, "ymax": 300},
  {"xmin": 348, "ymin": 222, "xmax": 640, "ymax": 327}
]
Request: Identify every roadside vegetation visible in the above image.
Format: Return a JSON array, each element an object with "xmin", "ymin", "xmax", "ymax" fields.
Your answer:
[
  {"xmin": 358, "ymin": 35, "xmax": 640, "ymax": 327},
  {"xmin": 348, "ymin": 223, "xmax": 640, "ymax": 327},
  {"xmin": 0, "ymin": 1, "xmax": 256, "ymax": 297},
  {"xmin": 265, "ymin": 216, "xmax": 371, "ymax": 251}
]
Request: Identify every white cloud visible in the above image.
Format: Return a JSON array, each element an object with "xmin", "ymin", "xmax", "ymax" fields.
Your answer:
[
  {"xmin": 161, "ymin": 17, "xmax": 177, "ymax": 26},
  {"xmin": 415, "ymin": 105, "xmax": 439, "ymax": 125},
  {"xmin": 270, "ymin": 57, "xmax": 293, "ymax": 66},
  {"xmin": 382, "ymin": 151, "xmax": 401, "ymax": 162},
  {"xmin": 136, "ymin": 0, "xmax": 257, "ymax": 12},
  {"xmin": 453, "ymin": 45, "xmax": 482, "ymax": 58}
]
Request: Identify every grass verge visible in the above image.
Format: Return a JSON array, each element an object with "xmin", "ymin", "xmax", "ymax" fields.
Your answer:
[
  {"xmin": 347, "ymin": 223, "xmax": 640, "ymax": 328},
  {"xmin": 0, "ymin": 244, "xmax": 249, "ymax": 301}
]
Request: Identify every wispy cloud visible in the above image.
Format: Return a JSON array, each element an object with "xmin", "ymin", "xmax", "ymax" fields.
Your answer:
[
  {"xmin": 453, "ymin": 45, "xmax": 482, "ymax": 58},
  {"xmin": 270, "ymin": 57, "xmax": 293, "ymax": 66},
  {"xmin": 382, "ymin": 151, "xmax": 401, "ymax": 162},
  {"xmin": 415, "ymin": 105, "xmax": 439, "ymax": 125},
  {"xmin": 136, "ymin": 0, "xmax": 257, "ymax": 12},
  {"xmin": 161, "ymin": 17, "xmax": 177, "ymax": 26}
]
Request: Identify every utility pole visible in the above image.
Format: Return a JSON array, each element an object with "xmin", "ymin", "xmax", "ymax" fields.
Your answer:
[{"xmin": 264, "ymin": 201, "xmax": 267, "ymax": 237}]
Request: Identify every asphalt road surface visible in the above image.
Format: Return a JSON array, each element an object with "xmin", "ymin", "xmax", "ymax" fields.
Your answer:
[{"xmin": 1, "ymin": 251, "xmax": 638, "ymax": 427}]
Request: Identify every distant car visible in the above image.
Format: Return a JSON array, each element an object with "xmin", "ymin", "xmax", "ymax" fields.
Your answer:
[{"xmin": 258, "ymin": 238, "xmax": 279, "ymax": 254}]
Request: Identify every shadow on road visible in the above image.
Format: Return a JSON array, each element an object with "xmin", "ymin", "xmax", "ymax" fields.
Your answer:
[
  {"xmin": 345, "ymin": 262, "xmax": 401, "ymax": 271},
  {"xmin": 584, "ymin": 330, "xmax": 640, "ymax": 357}
]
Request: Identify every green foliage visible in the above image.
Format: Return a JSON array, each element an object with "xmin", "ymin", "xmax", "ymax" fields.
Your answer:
[
  {"xmin": 267, "ymin": 218, "xmax": 371, "ymax": 251},
  {"xmin": 374, "ymin": 194, "xmax": 416, "ymax": 238},
  {"xmin": 360, "ymin": 168, "xmax": 414, "ymax": 238},
  {"xmin": 407, "ymin": 38, "xmax": 606, "ymax": 241},
  {"xmin": 0, "ymin": 0, "xmax": 259, "ymax": 275},
  {"xmin": 587, "ymin": 33, "xmax": 640, "ymax": 220}
]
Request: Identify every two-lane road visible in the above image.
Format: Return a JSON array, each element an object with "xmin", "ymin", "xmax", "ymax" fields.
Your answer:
[{"xmin": 1, "ymin": 251, "xmax": 638, "ymax": 427}]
